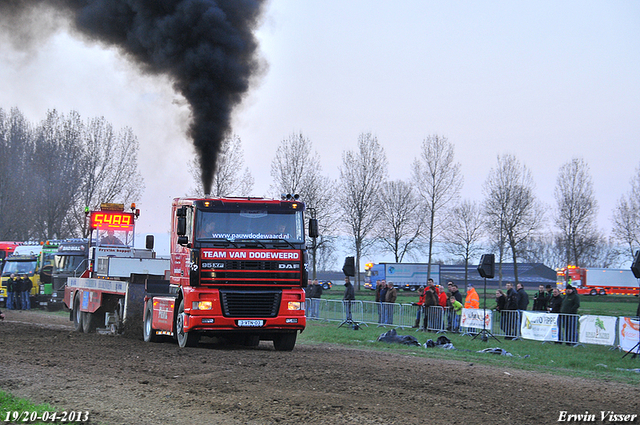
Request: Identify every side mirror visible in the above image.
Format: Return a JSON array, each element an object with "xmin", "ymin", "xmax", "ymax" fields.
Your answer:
[
  {"xmin": 177, "ymin": 236, "xmax": 189, "ymax": 246},
  {"xmin": 308, "ymin": 218, "xmax": 319, "ymax": 238},
  {"xmin": 177, "ymin": 216, "xmax": 187, "ymax": 236},
  {"xmin": 40, "ymin": 265, "xmax": 53, "ymax": 284}
]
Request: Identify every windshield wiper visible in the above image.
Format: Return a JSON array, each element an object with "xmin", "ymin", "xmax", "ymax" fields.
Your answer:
[
  {"xmin": 209, "ymin": 238, "xmax": 239, "ymax": 248},
  {"xmin": 265, "ymin": 238, "xmax": 296, "ymax": 249}
]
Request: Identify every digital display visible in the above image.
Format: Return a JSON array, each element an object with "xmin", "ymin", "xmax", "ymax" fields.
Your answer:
[{"xmin": 90, "ymin": 211, "xmax": 134, "ymax": 231}]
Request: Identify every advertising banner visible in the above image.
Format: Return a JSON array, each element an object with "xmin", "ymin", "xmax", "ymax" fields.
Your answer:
[
  {"xmin": 618, "ymin": 316, "xmax": 640, "ymax": 354},
  {"xmin": 578, "ymin": 315, "xmax": 617, "ymax": 346},
  {"xmin": 520, "ymin": 311, "xmax": 558, "ymax": 341},
  {"xmin": 460, "ymin": 308, "xmax": 492, "ymax": 330}
]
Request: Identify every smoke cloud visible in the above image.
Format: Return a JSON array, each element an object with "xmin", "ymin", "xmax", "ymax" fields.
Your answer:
[{"xmin": 0, "ymin": 0, "xmax": 267, "ymax": 195}]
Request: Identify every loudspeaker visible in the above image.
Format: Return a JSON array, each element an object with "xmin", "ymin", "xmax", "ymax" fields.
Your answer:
[
  {"xmin": 477, "ymin": 254, "xmax": 495, "ymax": 279},
  {"xmin": 632, "ymin": 250, "xmax": 640, "ymax": 279},
  {"xmin": 342, "ymin": 256, "xmax": 355, "ymax": 277}
]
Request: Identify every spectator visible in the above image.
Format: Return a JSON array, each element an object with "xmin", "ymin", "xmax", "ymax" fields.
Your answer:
[
  {"xmin": 434, "ymin": 285, "xmax": 447, "ymax": 331},
  {"xmin": 378, "ymin": 280, "xmax": 388, "ymax": 325},
  {"xmin": 305, "ymin": 279, "xmax": 314, "ymax": 299},
  {"xmin": 516, "ymin": 283, "xmax": 529, "ymax": 311},
  {"xmin": 495, "ymin": 289, "xmax": 507, "ymax": 333},
  {"xmin": 422, "ymin": 285, "xmax": 438, "ymax": 330},
  {"xmin": 376, "ymin": 279, "xmax": 386, "ymax": 324},
  {"xmin": 343, "ymin": 276, "xmax": 355, "ymax": 322},
  {"xmin": 20, "ymin": 274, "xmax": 32, "ymax": 310},
  {"xmin": 560, "ymin": 284, "xmax": 580, "ymax": 346},
  {"xmin": 437, "ymin": 285, "xmax": 448, "ymax": 308},
  {"xmin": 548, "ymin": 287, "xmax": 564, "ymax": 344},
  {"xmin": 0, "ymin": 308, "xmax": 4, "ymax": 320},
  {"xmin": 13, "ymin": 274, "xmax": 23, "ymax": 310},
  {"xmin": 447, "ymin": 282, "xmax": 462, "ymax": 331},
  {"xmin": 309, "ymin": 279, "xmax": 322, "ymax": 319},
  {"xmin": 464, "ymin": 283, "xmax": 479, "ymax": 309},
  {"xmin": 548, "ymin": 288, "xmax": 563, "ymax": 313},
  {"xmin": 412, "ymin": 280, "xmax": 432, "ymax": 328},
  {"xmin": 384, "ymin": 281, "xmax": 397, "ymax": 325},
  {"xmin": 546, "ymin": 284, "xmax": 554, "ymax": 299},
  {"xmin": 504, "ymin": 283, "xmax": 519, "ymax": 339},
  {"xmin": 448, "ymin": 282, "xmax": 463, "ymax": 304},
  {"xmin": 449, "ymin": 295, "xmax": 462, "ymax": 332},
  {"xmin": 6, "ymin": 273, "xmax": 17, "ymax": 310},
  {"xmin": 532, "ymin": 284, "xmax": 549, "ymax": 311}
]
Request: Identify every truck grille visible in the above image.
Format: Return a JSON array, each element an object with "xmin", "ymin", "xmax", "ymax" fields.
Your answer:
[
  {"xmin": 201, "ymin": 260, "xmax": 301, "ymax": 284},
  {"xmin": 219, "ymin": 289, "xmax": 281, "ymax": 318}
]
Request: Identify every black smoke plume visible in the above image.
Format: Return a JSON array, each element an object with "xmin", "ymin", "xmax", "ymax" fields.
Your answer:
[{"xmin": 0, "ymin": 0, "xmax": 267, "ymax": 195}]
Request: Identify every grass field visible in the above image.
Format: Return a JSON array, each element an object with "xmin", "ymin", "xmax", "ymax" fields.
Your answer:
[{"xmin": 302, "ymin": 290, "xmax": 640, "ymax": 386}]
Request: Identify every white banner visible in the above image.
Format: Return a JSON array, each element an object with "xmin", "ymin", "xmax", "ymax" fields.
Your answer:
[
  {"xmin": 578, "ymin": 315, "xmax": 617, "ymax": 346},
  {"xmin": 618, "ymin": 316, "xmax": 640, "ymax": 354},
  {"xmin": 520, "ymin": 311, "xmax": 558, "ymax": 341},
  {"xmin": 461, "ymin": 308, "xmax": 492, "ymax": 330}
]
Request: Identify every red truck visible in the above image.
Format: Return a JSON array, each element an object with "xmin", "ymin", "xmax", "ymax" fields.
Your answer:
[
  {"xmin": 557, "ymin": 265, "xmax": 639, "ymax": 296},
  {"xmin": 65, "ymin": 197, "xmax": 317, "ymax": 351}
]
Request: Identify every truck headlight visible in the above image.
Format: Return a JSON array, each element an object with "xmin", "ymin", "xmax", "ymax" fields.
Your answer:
[
  {"xmin": 192, "ymin": 301, "xmax": 213, "ymax": 310},
  {"xmin": 287, "ymin": 301, "xmax": 302, "ymax": 311}
]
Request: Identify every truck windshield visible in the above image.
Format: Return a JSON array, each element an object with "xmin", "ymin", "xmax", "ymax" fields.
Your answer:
[
  {"xmin": 54, "ymin": 255, "xmax": 87, "ymax": 274},
  {"xmin": 196, "ymin": 209, "xmax": 305, "ymax": 243},
  {"xmin": 1, "ymin": 259, "xmax": 37, "ymax": 277}
]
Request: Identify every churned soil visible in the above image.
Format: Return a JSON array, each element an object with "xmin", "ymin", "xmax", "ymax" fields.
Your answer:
[{"xmin": 1, "ymin": 309, "xmax": 638, "ymax": 425}]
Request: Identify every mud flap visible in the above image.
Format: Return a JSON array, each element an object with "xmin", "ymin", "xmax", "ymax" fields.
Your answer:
[{"xmin": 122, "ymin": 274, "xmax": 160, "ymax": 339}]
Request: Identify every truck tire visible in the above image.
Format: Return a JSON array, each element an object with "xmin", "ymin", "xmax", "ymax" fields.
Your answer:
[
  {"xmin": 143, "ymin": 301, "xmax": 157, "ymax": 343},
  {"xmin": 273, "ymin": 331, "xmax": 297, "ymax": 351},
  {"xmin": 73, "ymin": 295, "xmax": 83, "ymax": 332},
  {"xmin": 590, "ymin": 289, "xmax": 597, "ymax": 296},
  {"xmin": 82, "ymin": 311, "xmax": 97, "ymax": 333},
  {"xmin": 599, "ymin": 289, "xmax": 606, "ymax": 295},
  {"xmin": 176, "ymin": 299, "xmax": 199, "ymax": 348}
]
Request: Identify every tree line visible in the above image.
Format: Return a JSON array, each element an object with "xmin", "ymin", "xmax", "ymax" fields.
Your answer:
[
  {"xmin": 4, "ymin": 106, "xmax": 639, "ymax": 289},
  {"xmin": 0, "ymin": 107, "xmax": 143, "ymax": 241},
  {"xmin": 193, "ymin": 130, "xmax": 639, "ymax": 288}
]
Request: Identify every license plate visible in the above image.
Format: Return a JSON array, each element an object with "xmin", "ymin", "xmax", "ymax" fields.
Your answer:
[{"xmin": 238, "ymin": 320, "xmax": 264, "ymax": 327}]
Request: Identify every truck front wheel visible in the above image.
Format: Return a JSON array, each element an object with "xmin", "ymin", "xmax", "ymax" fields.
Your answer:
[
  {"xmin": 73, "ymin": 295, "xmax": 83, "ymax": 332},
  {"xmin": 176, "ymin": 299, "xmax": 199, "ymax": 348},
  {"xmin": 273, "ymin": 331, "xmax": 297, "ymax": 351}
]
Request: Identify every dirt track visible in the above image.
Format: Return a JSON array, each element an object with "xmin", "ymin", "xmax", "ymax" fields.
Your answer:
[{"xmin": 1, "ymin": 309, "xmax": 638, "ymax": 425}]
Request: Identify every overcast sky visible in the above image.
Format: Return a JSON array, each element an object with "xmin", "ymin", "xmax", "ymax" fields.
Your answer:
[{"xmin": 1, "ymin": 1, "xmax": 638, "ymax": 258}]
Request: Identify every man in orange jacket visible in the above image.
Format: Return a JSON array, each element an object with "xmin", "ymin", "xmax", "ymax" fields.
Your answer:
[{"xmin": 464, "ymin": 283, "xmax": 480, "ymax": 309}]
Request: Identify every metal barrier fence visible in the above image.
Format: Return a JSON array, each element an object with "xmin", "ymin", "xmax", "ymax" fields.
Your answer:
[{"xmin": 305, "ymin": 299, "xmax": 618, "ymax": 347}]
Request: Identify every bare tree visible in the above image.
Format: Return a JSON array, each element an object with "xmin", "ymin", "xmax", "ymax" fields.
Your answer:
[
  {"xmin": 338, "ymin": 132, "xmax": 388, "ymax": 288},
  {"xmin": 189, "ymin": 134, "xmax": 253, "ymax": 197},
  {"xmin": 376, "ymin": 180, "xmax": 424, "ymax": 262},
  {"xmin": 443, "ymin": 200, "xmax": 484, "ymax": 285},
  {"xmin": 270, "ymin": 132, "xmax": 337, "ymax": 278},
  {"xmin": 412, "ymin": 135, "xmax": 463, "ymax": 279},
  {"xmin": 74, "ymin": 117, "xmax": 144, "ymax": 237},
  {"xmin": 31, "ymin": 110, "xmax": 84, "ymax": 240},
  {"xmin": 554, "ymin": 158, "xmax": 599, "ymax": 267},
  {"xmin": 612, "ymin": 163, "xmax": 640, "ymax": 257},
  {"xmin": 0, "ymin": 107, "xmax": 34, "ymax": 240},
  {"xmin": 483, "ymin": 154, "xmax": 545, "ymax": 285},
  {"xmin": 519, "ymin": 234, "xmax": 565, "ymax": 270}
]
